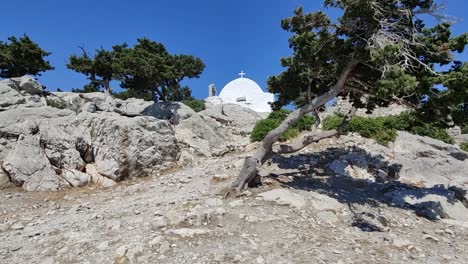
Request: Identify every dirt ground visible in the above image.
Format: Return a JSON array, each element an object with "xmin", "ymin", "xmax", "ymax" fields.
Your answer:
[{"xmin": 1, "ymin": 145, "xmax": 467, "ymax": 264}]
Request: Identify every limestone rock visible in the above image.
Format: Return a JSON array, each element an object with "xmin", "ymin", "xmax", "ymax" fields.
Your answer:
[
  {"xmin": 62, "ymin": 169, "xmax": 91, "ymax": 187},
  {"xmin": 166, "ymin": 228, "xmax": 210, "ymax": 238},
  {"xmin": 2, "ymin": 134, "xmax": 65, "ymax": 191},
  {"xmin": 200, "ymin": 104, "xmax": 262, "ymax": 134},
  {"xmin": 384, "ymin": 188, "xmax": 468, "ymax": 221},
  {"xmin": 11, "ymin": 75, "xmax": 44, "ymax": 95},
  {"xmin": 50, "ymin": 92, "xmax": 116, "ymax": 113},
  {"xmin": 114, "ymin": 98, "xmax": 152, "ymax": 117},
  {"xmin": 0, "ymin": 77, "xmax": 46, "ymax": 111},
  {"xmin": 391, "ymin": 131, "xmax": 468, "ymax": 188},
  {"xmin": 309, "ymin": 192, "xmax": 344, "ymax": 212},
  {"xmin": 143, "ymin": 102, "xmax": 196, "ymax": 125},
  {"xmin": 257, "ymin": 189, "xmax": 306, "ymax": 208},
  {"xmin": 0, "ymin": 163, "xmax": 13, "ymax": 189},
  {"xmin": 86, "ymin": 164, "xmax": 116, "ymax": 188},
  {"xmin": 0, "ymin": 107, "xmax": 74, "ymax": 136},
  {"xmin": 175, "ymin": 104, "xmax": 262, "ymax": 157}
]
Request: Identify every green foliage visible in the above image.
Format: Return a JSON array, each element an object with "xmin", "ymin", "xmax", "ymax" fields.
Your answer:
[
  {"xmin": 460, "ymin": 142, "xmax": 468, "ymax": 152},
  {"xmin": 250, "ymin": 109, "xmax": 315, "ymax": 142},
  {"xmin": 67, "ymin": 45, "xmax": 126, "ymax": 93},
  {"xmin": 250, "ymin": 119, "xmax": 281, "ymax": 142},
  {"xmin": 45, "ymin": 98, "xmax": 65, "ymax": 109},
  {"xmin": 461, "ymin": 125, "xmax": 468, "ymax": 135},
  {"xmin": 0, "ymin": 34, "xmax": 54, "ymax": 78},
  {"xmin": 67, "ymin": 38, "xmax": 204, "ymax": 102},
  {"xmin": 280, "ymin": 127, "xmax": 299, "ymax": 142},
  {"xmin": 113, "ymin": 89, "xmax": 153, "ymax": 101},
  {"xmin": 410, "ymin": 124, "xmax": 453, "ymax": 144},
  {"xmin": 267, "ymin": 0, "xmax": 467, "ymax": 141},
  {"xmin": 322, "ymin": 113, "xmax": 453, "ymax": 145},
  {"xmin": 182, "ymin": 99, "xmax": 205, "ymax": 112},
  {"xmin": 117, "ymin": 38, "xmax": 205, "ymax": 102},
  {"xmin": 71, "ymin": 83, "xmax": 101, "ymax": 93}
]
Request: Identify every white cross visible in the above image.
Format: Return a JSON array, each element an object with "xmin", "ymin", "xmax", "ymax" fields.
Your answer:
[{"xmin": 238, "ymin": 70, "xmax": 246, "ymax": 78}]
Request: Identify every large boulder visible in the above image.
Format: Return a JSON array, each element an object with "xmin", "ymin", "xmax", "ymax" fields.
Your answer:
[
  {"xmin": 0, "ymin": 76, "xmax": 45, "ymax": 111},
  {"xmin": 200, "ymin": 104, "xmax": 262, "ymax": 134},
  {"xmin": 385, "ymin": 187, "xmax": 468, "ymax": 221},
  {"xmin": 114, "ymin": 98, "xmax": 153, "ymax": 117},
  {"xmin": 48, "ymin": 92, "xmax": 116, "ymax": 113},
  {"xmin": 175, "ymin": 104, "xmax": 262, "ymax": 157},
  {"xmin": 142, "ymin": 102, "xmax": 196, "ymax": 124},
  {"xmin": 391, "ymin": 132, "xmax": 468, "ymax": 188},
  {"xmin": 36, "ymin": 112, "xmax": 179, "ymax": 182},
  {"xmin": 338, "ymin": 132, "xmax": 468, "ymax": 189},
  {"xmin": 0, "ymin": 100, "xmax": 180, "ymax": 191},
  {"xmin": 2, "ymin": 132, "xmax": 67, "ymax": 191}
]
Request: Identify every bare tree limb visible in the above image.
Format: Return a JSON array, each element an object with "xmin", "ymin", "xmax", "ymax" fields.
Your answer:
[{"xmin": 230, "ymin": 59, "xmax": 360, "ymax": 193}]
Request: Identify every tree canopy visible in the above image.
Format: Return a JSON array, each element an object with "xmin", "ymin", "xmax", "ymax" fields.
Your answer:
[
  {"xmin": 67, "ymin": 38, "xmax": 205, "ymax": 101},
  {"xmin": 232, "ymin": 0, "xmax": 468, "ymax": 193},
  {"xmin": 0, "ymin": 35, "xmax": 54, "ymax": 78},
  {"xmin": 117, "ymin": 38, "xmax": 205, "ymax": 102},
  {"xmin": 67, "ymin": 44, "xmax": 128, "ymax": 93}
]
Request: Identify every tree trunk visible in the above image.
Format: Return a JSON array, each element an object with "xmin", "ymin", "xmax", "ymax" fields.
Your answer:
[
  {"xmin": 231, "ymin": 60, "xmax": 359, "ymax": 193},
  {"xmin": 103, "ymin": 80, "xmax": 111, "ymax": 95}
]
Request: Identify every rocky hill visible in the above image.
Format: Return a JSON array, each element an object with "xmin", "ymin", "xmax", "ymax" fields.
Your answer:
[
  {"xmin": 1, "ymin": 76, "xmax": 468, "ymax": 263},
  {"xmin": 0, "ymin": 76, "xmax": 262, "ymax": 191}
]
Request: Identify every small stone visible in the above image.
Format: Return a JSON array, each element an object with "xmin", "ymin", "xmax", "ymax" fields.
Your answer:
[
  {"xmin": 316, "ymin": 211, "xmax": 339, "ymax": 224},
  {"xmin": 11, "ymin": 223, "xmax": 24, "ymax": 230},
  {"xmin": 422, "ymin": 234, "xmax": 439, "ymax": 242},
  {"xmin": 97, "ymin": 241, "xmax": 109, "ymax": 250},
  {"xmin": 159, "ymin": 241, "xmax": 171, "ymax": 253},
  {"xmin": 106, "ymin": 220, "xmax": 121, "ymax": 230},
  {"xmin": 148, "ymin": 236, "xmax": 164, "ymax": 247},
  {"xmin": 246, "ymin": 216, "xmax": 260, "ymax": 223},
  {"xmin": 392, "ymin": 238, "xmax": 413, "ymax": 248},
  {"xmin": 205, "ymin": 198, "xmax": 223, "ymax": 207},
  {"xmin": 115, "ymin": 245, "xmax": 128, "ymax": 258},
  {"xmin": 166, "ymin": 228, "xmax": 210, "ymax": 238},
  {"xmin": 257, "ymin": 189, "xmax": 306, "ymax": 208},
  {"xmin": 153, "ymin": 216, "xmax": 167, "ymax": 228},
  {"xmin": 228, "ymin": 200, "xmax": 244, "ymax": 208}
]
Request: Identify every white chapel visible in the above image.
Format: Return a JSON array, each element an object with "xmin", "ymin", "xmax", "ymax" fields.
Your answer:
[{"xmin": 206, "ymin": 71, "xmax": 274, "ymax": 113}]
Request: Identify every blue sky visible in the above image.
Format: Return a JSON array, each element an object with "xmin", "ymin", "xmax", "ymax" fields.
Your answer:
[{"xmin": 1, "ymin": 0, "xmax": 467, "ymax": 99}]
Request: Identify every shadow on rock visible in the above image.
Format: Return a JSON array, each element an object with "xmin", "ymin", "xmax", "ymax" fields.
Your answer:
[{"xmin": 266, "ymin": 147, "xmax": 468, "ymax": 228}]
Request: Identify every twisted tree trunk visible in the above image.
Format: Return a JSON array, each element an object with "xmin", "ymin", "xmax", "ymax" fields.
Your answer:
[{"xmin": 231, "ymin": 60, "xmax": 359, "ymax": 193}]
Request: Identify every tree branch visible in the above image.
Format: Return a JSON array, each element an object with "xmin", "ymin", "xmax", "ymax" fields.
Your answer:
[
  {"xmin": 273, "ymin": 106, "xmax": 357, "ymax": 154},
  {"xmin": 231, "ymin": 59, "xmax": 360, "ymax": 193}
]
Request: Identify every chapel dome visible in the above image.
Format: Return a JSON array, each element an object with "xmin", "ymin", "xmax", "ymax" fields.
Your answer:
[{"xmin": 218, "ymin": 77, "xmax": 264, "ymax": 100}]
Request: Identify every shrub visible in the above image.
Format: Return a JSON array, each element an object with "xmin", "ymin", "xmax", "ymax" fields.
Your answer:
[
  {"xmin": 250, "ymin": 109, "xmax": 315, "ymax": 142},
  {"xmin": 461, "ymin": 125, "xmax": 468, "ymax": 134},
  {"xmin": 280, "ymin": 127, "xmax": 299, "ymax": 141},
  {"xmin": 322, "ymin": 112, "xmax": 453, "ymax": 145},
  {"xmin": 322, "ymin": 115, "xmax": 344, "ymax": 131},
  {"xmin": 460, "ymin": 142, "xmax": 468, "ymax": 152},
  {"xmin": 45, "ymin": 98, "xmax": 65, "ymax": 109},
  {"xmin": 250, "ymin": 119, "xmax": 281, "ymax": 142},
  {"xmin": 182, "ymin": 99, "xmax": 205, "ymax": 112}
]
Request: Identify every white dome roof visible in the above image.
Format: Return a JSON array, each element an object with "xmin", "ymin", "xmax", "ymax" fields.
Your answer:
[
  {"xmin": 217, "ymin": 77, "xmax": 274, "ymax": 113},
  {"xmin": 219, "ymin": 77, "xmax": 264, "ymax": 98}
]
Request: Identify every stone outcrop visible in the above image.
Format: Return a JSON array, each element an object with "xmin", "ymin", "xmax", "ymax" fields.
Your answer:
[
  {"xmin": 327, "ymin": 132, "xmax": 468, "ymax": 224},
  {"xmin": 0, "ymin": 76, "xmax": 264, "ymax": 191},
  {"xmin": 0, "ymin": 77, "xmax": 181, "ymax": 191},
  {"xmin": 0, "ymin": 75, "xmax": 46, "ymax": 111},
  {"xmin": 175, "ymin": 104, "xmax": 262, "ymax": 157}
]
